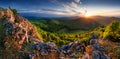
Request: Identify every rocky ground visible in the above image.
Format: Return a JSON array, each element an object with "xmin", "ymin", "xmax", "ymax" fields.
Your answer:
[{"xmin": 28, "ymin": 34, "xmax": 111, "ymax": 59}]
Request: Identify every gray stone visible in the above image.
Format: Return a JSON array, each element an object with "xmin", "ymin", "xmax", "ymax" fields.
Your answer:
[{"xmin": 90, "ymin": 33, "xmax": 98, "ymax": 39}]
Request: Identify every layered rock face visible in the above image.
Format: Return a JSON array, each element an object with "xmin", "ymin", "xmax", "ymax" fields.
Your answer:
[
  {"xmin": 0, "ymin": 8, "xmax": 42, "ymax": 50},
  {"xmin": 30, "ymin": 41, "xmax": 85, "ymax": 59}
]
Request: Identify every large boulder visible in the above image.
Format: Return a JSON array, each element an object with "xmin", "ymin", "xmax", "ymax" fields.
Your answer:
[
  {"xmin": 30, "ymin": 41, "xmax": 86, "ymax": 59},
  {"xmin": 59, "ymin": 41, "xmax": 85, "ymax": 57}
]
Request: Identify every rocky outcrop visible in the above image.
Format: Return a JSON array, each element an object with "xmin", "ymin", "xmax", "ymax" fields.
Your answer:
[
  {"xmin": 29, "ymin": 35, "xmax": 110, "ymax": 59},
  {"xmin": 59, "ymin": 41, "xmax": 85, "ymax": 57},
  {"xmin": 0, "ymin": 8, "xmax": 42, "ymax": 50},
  {"xmin": 29, "ymin": 41, "xmax": 85, "ymax": 59},
  {"xmin": 91, "ymin": 43, "xmax": 109, "ymax": 59},
  {"xmin": 81, "ymin": 34, "xmax": 110, "ymax": 59},
  {"xmin": 6, "ymin": 8, "xmax": 15, "ymax": 23}
]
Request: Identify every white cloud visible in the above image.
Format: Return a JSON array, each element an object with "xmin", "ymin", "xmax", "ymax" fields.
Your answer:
[
  {"xmin": 19, "ymin": 9, "xmax": 41, "ymax": 13},
  {"xmin": 69, "ymin": 2, "xmax": 78, "ymax": 8},
  {"xmin": 51, "ymin": 0, "xmax": 84, "ymax": 16},
  {"xmin": 18, "ymin": 0, "xmax": 85, "ymax": 17},
  {"xmin": 74, "ymin": 0, "xmax": 81, "ymax": 3}
]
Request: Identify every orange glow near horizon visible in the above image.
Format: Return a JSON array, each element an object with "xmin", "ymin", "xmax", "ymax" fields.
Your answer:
[
  {"xmin": 84, "ymin": 13, "xmax": 95, "ymax": 18},
  {"xmin": 84, "ymin": 14, "xmax": 92, "ymax": 17},
  {"xmin": 82, "ymin": 7, "xmax": 120, "ymax": 17}
]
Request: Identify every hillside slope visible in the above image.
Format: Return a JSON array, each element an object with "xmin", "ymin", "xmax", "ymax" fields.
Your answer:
[{"xmin": 30, "ymin": 16, "xmax": 120, "ymax": 34}]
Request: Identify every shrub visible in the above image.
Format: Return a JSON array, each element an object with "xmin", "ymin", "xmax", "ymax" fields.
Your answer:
[
  {"xmin": 9, "ymin": 7, "xmax": 18, "ymax": 15},
  {"xmin": 103, "ymin": 21, "xmax": 120, "ymax": 42}
]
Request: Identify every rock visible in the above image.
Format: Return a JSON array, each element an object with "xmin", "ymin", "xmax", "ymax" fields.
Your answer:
[
  {"xmin": 81, "ymin": 52, "xmax": 90, "ymax": 59},
  {"xmin": 29, "ymin": 53, "xmax": 37, "ymax": 59},
  {"xmin": 32, "ymin": 38, "xmax": 42, "ymax": 44},
  {"xmin": 31, "ymin": 44, "xmax": 37, "ymax": 50},
  {"xmin": 0, "ymin": 11, "xmax": 4, "ymax": 18},
  {"xmin": 92, "ymin": 43, "xmax": 105, "ymax": 52},
  {"xmin": 41, "ymin": 49, "xmax": 49, "ymax": 55},
  {"xmin": 59, "ymin": 57, "xmax": 65, "ymax": 59},
  {"xmin": 92, "ymin": 51, "xmax": 101, "ymax": 59},
  {"xmin": 46, "ymin": 42, "xmax": 58, "ymax": 52},
  {"xmin": 29, "ymin": 40, "xmax": 86, "ymax": 59},
  {"xmin": 90, "ymin": 39, "xmax": 98, "ymax": 45},
  {"xmin": 92, "ymin": 51, "xmax": 110, "ymax": 59},
  {"xmin": 82, "ymin": 34, "xmax": 110, "ymax": 59},
  {"xmin": 116, "ymin": 43, "xmax": 120, "ymax": 46},
  {"xmin": 0, "ymin": 8, "xmax": 43, "ymax": 51},
  {"xmin": 90, "ymin": 33, "xmax": 98, "ymax": 39},
  {"xmin": 85, "ymin": 45, "xmax": 109, "ymax": 59},
  {"xmin": 60, "ymin": 41, "xmax": 85, "ymax": 57},
  {"xmin": 6, "ymin": 8, "xmax": 15, "ymax": 23},
  {"xmin": 32, "ymin": 42, "xmax": 59, "ymax": 55}
]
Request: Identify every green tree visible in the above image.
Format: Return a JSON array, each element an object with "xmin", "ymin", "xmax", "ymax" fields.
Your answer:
[{"xmin": 103, "ymin": 21, "xmax": 120, "ymax": 42}]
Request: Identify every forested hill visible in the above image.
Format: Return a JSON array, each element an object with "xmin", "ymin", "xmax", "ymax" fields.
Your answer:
[{"xmin": 29, "ymin": 16, "xmax": 120, "ymax": 33}]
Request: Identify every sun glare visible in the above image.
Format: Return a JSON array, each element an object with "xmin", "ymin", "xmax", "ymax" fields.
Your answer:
[
  {"xmin": 84, "ymin": 14, "xmax": 93, "ymax": 17},
  {"xmin": 85, "ymin": 14, "xmax": 91, "ymax": 17}
]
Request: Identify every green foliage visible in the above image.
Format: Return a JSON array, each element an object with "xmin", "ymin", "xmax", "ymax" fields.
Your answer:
[
  {"xmin": 114, "ymin": 47, "xmax": 120, "ymax": 58},
  {"xmin": 22, "ymin": 43, "xmax": 34, "ymax": 53},
  {"xmin": 103, "ymin": 21, "xmax": 120, "ymax": 42},
  {"xmin": 31, "ymin": 19, "xmax": 120, "ymax": 46},
  {"xmin": 30, "ymin": 18, "xmax": 106, "ymax": 46},
  {"xmin": 0, "ymin": 18, "xmax": 5, "ymax": 50},
  {"xmin": 12, "ymin": 9, "xmax": 18, "ymax": 15},
  {"xmin": 32, "ymin": 24, "xmax": 91, "ymax": 47},
  {"xmin": 0, "ymin": 7, "xmax": 4, "ymax": 11},
  {"xmin": 30, "ymin": 19, "xmax": 99, "ymax": 34},
  {"xmin": 9, "ymin": 7, "xmax": 18, "ymax": 15},
  {"xmin": 0, "ymin": 18, "xmax": 4, "ymax": 29}
]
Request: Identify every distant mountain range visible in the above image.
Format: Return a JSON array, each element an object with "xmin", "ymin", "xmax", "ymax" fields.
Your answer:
[
  {"xmin": 28, "ymin": 15, "xmax": 120, "ymax": 26},
  {"xmin": 20, "ymin": 12, "xmax": 120, "ymax": 18},
  {"xmin": 20, "ymin": 12, "xmax": 73, "ymax": 18},
  {"xmin": 29, "ymin": 15, "xmax": 120, "ymax": 34}
]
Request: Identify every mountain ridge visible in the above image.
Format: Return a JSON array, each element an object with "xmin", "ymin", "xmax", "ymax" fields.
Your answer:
[{"xmin": 0, "ymin": 7, "xmax": 42, "ymax": 50}]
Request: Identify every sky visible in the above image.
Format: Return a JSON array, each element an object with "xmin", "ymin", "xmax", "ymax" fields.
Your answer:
[{"xmin": 0, "ymin": 0, "xmax": 120, "ymax": 17}]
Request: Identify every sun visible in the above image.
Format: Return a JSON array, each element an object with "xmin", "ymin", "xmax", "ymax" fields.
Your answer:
[{"xmin": 84, "ymin": 13, "xmax": 93, "ymax": 18}]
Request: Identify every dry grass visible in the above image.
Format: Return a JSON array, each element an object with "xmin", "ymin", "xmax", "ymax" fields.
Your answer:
[{"xmin": 99, "ymin": 40, "xmax": 120, "ymax": 59}]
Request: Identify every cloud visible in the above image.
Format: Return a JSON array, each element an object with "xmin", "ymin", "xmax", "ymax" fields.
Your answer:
[
  {"xmin": 19, "ymin": 0, "xmax": 84, "ymax": 17},
  {"xmin": 19, "ymin": 8, "xmax": 83, "ymax": 17},
  {"xmin": 40, "ymin": 9, "xmax": 70, "ymax": 13},
  {"xmin": 39, "ymin": 0, "xmax": 85, "ymax": 16},
  {"xmin": 51, "ymin": 0, "xmax": 82, "ymax": 8},
  {"xmin": 69, "ymin": 2, "xmax": 78, "ymax": 8},
  {"xmin": 18, "ymin": 9, "xmax": 41, "ymax": 13},
  {"xmin": 41, "ymin": 8, "xmax": 81, "ymax": 14},
  {"xmin": 19, "ymin": 9, "xmax": 76, "ymax": 16},
  {"xmin": 74, "ymin": 0, "xmax": 81, "ymax": 3}
]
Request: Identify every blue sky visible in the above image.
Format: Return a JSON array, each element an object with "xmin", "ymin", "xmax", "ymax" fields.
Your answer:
[{"xmin": 0, "ymin": 0, "xmax": 120, "ymax": 17}]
